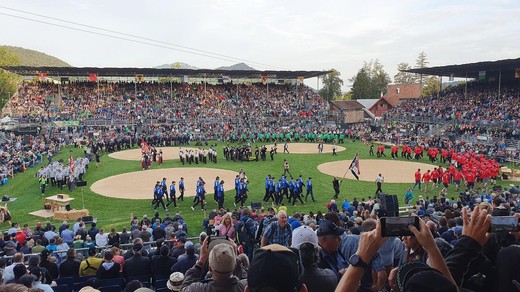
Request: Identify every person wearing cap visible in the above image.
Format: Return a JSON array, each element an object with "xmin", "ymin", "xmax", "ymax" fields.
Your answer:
[
  {"xmin": 123, "ymin": 242, "xmax": 151, "ymax": 282},
  {"xmin": 181, "ymin": 238, "xmax": 246, "ymax": 292},
  {"xmin": 30, "ymin": 267, "xmax": 53, "ymax": 292},
  {"xmin": 245, "ymin": 244, "xmax": 307, "ymax": 292},
  {"xmin": 167, "ymin": 272, "xmax": 184, "ymax": 292},
  {"xmin": 79, "ymin": 247, "xmax": 103, "ymax": 276},
  {"xmin": 316, "ymin": 219, "xmax": 348, "ymax": 280},
  {"xmin": 292, "ymin": 226, "xmax": 337, "ymax": 292},
  {"xmin": 171, "ymin": 241, "xmax": 197, "ymax": 275}
]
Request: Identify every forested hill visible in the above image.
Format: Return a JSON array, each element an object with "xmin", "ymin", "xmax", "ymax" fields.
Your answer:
[{"xmin": 0, "ymin": 46, "xmax": 71, "ymax": 67}]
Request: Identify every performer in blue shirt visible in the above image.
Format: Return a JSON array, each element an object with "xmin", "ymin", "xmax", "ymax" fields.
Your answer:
[
  {"xmin": 191, "ymin": 181, "xmax": 206, "ymax": 211},
  {"xmin": 167, "ymin": 181, "xmax": 177, "ymax": 208},
  {"xmin": 178, "ymin": 177, "xmax": 185, "ymax": 201},
  {"xmin": 305, "ymin": 177, "xmax": 315, "ymax": 202},
  {"xmin": 217, "ymin": 180, "xmax": 225, "ymax": 209}
]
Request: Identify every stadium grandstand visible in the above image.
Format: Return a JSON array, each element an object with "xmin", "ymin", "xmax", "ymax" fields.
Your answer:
[{"xmin": 0, "ymin": 59, "xmax": 519, "ymax": 291}]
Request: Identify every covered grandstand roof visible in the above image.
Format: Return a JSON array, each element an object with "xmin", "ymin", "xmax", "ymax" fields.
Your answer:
[
  {"xmin": 404, "ymin": 57, "xmax": 520, "ymax": 79},
  {"xmin": 0, "ymin": 66, "xmax": 331, "ymax": 80}
]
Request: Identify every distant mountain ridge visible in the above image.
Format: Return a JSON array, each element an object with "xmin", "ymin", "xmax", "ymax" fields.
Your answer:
[
  {"xmin": 155, "ymin": 62, "xmax": 198, "ymax": 69},
  {"xmin": 155, "ymin": 62, "xmax": 256, "ymax": 71},
  {"xmin": 1, "ymin": 46, "xmax": 71, "ymax": 67},
  {"xmin": 215, "ymin": 62, "xmax": 255, "ymax": 70}
]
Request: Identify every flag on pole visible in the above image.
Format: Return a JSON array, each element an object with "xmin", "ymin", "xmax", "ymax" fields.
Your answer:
[
  {"xmin": 89, "ymin": 74, "xmax": 98, "ymax": 82},
  {"xmin": 261, "ymin": 75, "xmax": 269, "ymax": 84},
  {"xmin": 349, "ymin": 153, "xmax": 360, "ymax": 180},
  {"xmin": 37, "ymin": 73, "xmax": 48, "ymax": 80},
  {"xmin": 141, "ymin": 140, "xmax": 151, "ymax": 154},
  {"xmin": 69, "ymin": 153, "xmax": 75, "ymax": 172}
]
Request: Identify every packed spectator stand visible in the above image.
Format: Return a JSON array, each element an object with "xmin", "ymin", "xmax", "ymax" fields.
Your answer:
[{"xmin": 1, "ymin": 80, "xmax": 520, "ymax": 291}]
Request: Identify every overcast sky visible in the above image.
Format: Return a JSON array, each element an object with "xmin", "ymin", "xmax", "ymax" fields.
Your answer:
[{"xmin": 1, "ymin": 0, "xmax": 519, "ymax": 91}]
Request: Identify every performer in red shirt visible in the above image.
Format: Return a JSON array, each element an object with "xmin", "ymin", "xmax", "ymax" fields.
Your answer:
[
  {"xmin": 422, "ymin": 170, "xmax": 431, "ymax": 192},
  {"xmin": 465, "ymin": 171, "xmax": 475, "ymax": 190},
  {"xmin": 413, "ymin": 169, "xmax": 422, "ymax": 190},
  {"xmin": 453, "ymin": 170, "xmax": 463, "ymax": 191}
]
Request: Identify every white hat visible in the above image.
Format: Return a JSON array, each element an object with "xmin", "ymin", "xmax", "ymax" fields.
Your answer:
[
  {"xmin": 166, "ymin": 272, "xmax": 185, "ymax": 291},
  {"xmin": 291, "ymin": 225, "xmax": 318, "ymax": 249}
]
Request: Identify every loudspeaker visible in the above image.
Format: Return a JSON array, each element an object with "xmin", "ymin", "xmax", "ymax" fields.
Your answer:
[
  {"xmin": 65, "ymin": 204, "xmax": 71, "ymax": 211},
  {"xmin": 378, "ymin": 194, "xmax": 399, "ymax": 217},
  {"xmin": 1, "ymin": 195, "xmax": 10, "ymax": 202},
  {"xmin": 82, "ymin": 216, "xmax": 93, "ymax": 223},
  {"xmin": 251, "ymin": 201, "xmax": 261, "ymax": 210},
  {"xmin": 76, "ymin": 181, "xmax": 88, "ymax": 187}
]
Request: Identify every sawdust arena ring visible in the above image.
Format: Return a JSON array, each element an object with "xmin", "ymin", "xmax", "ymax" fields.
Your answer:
[
  {"xmin": 264, "ymin": 143, "xmax": 345, "ymax": 154},
  {"xmin": 108, "ymin": 143, "xmax": 345, "ymax": 162},
  {"xmin": 108, "ymin": 147, "xmax": 201, "ymax": 161},
  {"xmin": 91, "ymin": 168, "xmax": 237, "ymax": 199},
  {"xmin": 318, "ymin": 159, "xmax": 437, "ymax": 183}
]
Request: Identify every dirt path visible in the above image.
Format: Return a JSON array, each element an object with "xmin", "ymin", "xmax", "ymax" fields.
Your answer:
[
  {"xmin": 91, "ymin": 168, "xmax": 237, "ymax": 199},
  {"xmin": 317, "ymin": 159, "xmax": 436, "ymax": 183}
]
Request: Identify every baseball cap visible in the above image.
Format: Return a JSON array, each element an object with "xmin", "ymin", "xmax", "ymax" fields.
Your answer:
[
  {"xmin": 317, "ymin": 220, "xmax": 345, "ymax": 237},
  {"xmin": 208, "ymin": 243, "xmax": 237, "ymax": 275},
  {"xmin": 291, "ymin": 226, "xmax": 318, "ymax": 249},
  {"xmin": 166, "ymin": 272, "xmax": 185, "ymax": 291},
  {"xmin": 247, "ymin": 244, "xmax": 301, "ymax": 292},
  {"xmin": 396, "ymin": 262, "xmax": 457, "ymax": 292}
]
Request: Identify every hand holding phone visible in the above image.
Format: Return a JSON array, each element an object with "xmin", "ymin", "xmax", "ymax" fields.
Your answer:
[{"xmin": 380, "ymin": 216, "xmax": 420, "ymax": 237}]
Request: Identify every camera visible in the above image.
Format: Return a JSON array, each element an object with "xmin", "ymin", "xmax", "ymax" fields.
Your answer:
[{"xmin": 380, "ymin": 216, "xmax": 420, "ymax": 237}]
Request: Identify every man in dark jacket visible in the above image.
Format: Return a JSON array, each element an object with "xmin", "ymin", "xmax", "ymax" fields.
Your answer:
[
  {"xmin": 59, "ymin": 248, "xmax": 81, "ymax": 277},
  {"xmin": 292, "ymin": 226, "xmax": 337, "ymax": 292},
  {"xmin": 151, "ymin": 245, "xmax": 176, "ymax": 282},
  {"xmin": 88, "ymin": 222, "xmax": 100, "ymax": 240},
  {"xmin": 123, "ymin": 243, "xmax": 151, "ymax": 282}
]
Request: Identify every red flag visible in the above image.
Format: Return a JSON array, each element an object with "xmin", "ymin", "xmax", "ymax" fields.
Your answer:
[
  {"xmin": 89, "ymin": 74, "xmax": 98, "ymax": 82},
  {"xmin": 261, "ymin": 75, "xmax": 269, "ymax": 84},
  {"xmin": 37, "ymin": 73, "xmax": 48, "ymax": 80},
  {"xmin": 69, "ymin": 153, "xmax": 75, "ymax": 172},
  {"xmin": 141, "ymin": 140, "xmax": 151, "ymax": 154}
]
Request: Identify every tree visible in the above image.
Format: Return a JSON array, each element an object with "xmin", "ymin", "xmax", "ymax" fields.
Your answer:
[
  {"xmin": 371, "ymin": 59, "xmax": 391, "ymax": 96},
  {"xmin": 350, "ymin": 59, "xmax": 390, "ymax": 99},
  {"xmin": 319, "ymin": 69, "xmax": 343, "ymax": 101},
  {"xmin": 415, "ymin": 51, "xmax": 429, "ymax": 95},
  {"xmin": 422, "ymin": 76, "xmax": 440, "ymax": 96},
  {"xmin": 0, "ymin": 47, "xmax": 21, "ymax": 109},
  {"xmin": 394, "ymin": 62, "xmax": 418, "ymax": 84}
]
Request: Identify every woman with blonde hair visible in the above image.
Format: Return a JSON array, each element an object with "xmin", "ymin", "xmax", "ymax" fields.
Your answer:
[{"xmin": 219, "ymin": 213, "xmax": 235, "ymax": 240}]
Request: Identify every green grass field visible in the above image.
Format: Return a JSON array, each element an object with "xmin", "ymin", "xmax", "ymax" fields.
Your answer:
[{"xmin": 0, "ymin": 140, "xmax": 516, "ymax": 236}]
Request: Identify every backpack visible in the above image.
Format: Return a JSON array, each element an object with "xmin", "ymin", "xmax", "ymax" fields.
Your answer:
[
  {"xmin": 255, "ymin": 216, "xmax": 276, "ymax": 242},
  {"xmin": 235, "ymin": 218, "xmax": 254, "ymax": 245}
]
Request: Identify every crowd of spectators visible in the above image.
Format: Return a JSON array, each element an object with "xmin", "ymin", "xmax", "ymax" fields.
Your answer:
[{"xmin": 2, "ymin": 183, "xmax": 520, "ymax": 291}]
